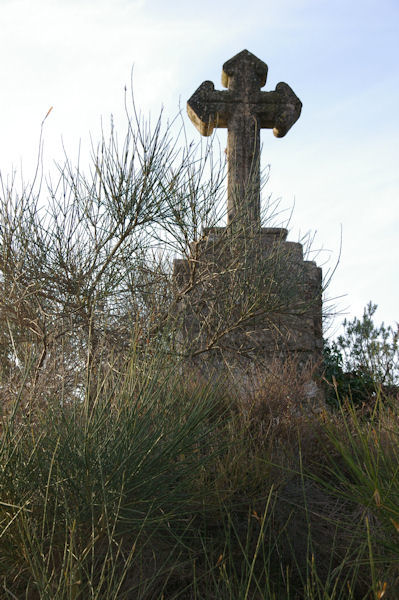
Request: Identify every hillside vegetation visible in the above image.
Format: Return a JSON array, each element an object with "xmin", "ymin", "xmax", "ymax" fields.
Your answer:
[{"xmin": 0, "ymin": 108, "xmax": 398, "ymax": 599}]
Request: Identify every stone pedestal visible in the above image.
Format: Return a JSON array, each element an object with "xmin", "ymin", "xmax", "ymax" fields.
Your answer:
[{"xmin": 173, "ymin": 226, "xmax": 323, "ymax": 380}]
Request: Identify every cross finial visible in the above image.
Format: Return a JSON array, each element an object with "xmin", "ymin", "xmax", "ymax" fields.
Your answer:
[{"xmin": 187, "ymin": 49, "xmax": 302, "ymax": 226}]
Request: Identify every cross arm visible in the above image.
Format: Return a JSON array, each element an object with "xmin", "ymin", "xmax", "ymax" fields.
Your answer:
[
  {"xmin": 187, "ymin": 81, "xmax": 302, "ymax": 138},
  {"xmin": 264, "ymin": 82, "xmax": 302, "ymax": 138},
  {"xmin": 187, "ymin": 81, "xmax": 230, "ymax": 136}
]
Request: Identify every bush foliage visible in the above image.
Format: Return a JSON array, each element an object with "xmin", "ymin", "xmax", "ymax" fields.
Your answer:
[{"xmin": 323, "ymin": 302, "xmax": 398, "ymax": 407}]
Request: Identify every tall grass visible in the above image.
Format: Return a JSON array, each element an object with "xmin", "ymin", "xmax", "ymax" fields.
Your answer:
[
  {"xmin": 1, "ymin": 347, "xmax": 399, "ymax": 599},
  {"xmin": 0, "ymin": 352, "xmax": 226, "ymax": 598}
]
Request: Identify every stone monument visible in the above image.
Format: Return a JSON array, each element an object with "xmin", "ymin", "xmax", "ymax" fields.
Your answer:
[{"xmin": 174, "ymin": 50, "xmax": 323, "ymax": 380}]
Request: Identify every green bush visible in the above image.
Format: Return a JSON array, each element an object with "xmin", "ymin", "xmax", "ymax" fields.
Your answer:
[{"xmin": 323, "ymin": 302, "xmax": 398, "ymax": 407}]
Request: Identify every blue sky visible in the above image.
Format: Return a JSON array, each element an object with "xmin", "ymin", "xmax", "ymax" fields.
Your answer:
[{"xmin": 0, "ymin": 0, "xmax": 398, "ymax": 335}]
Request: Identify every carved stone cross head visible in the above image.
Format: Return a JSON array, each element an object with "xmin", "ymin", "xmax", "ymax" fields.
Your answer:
[{"xmin": 187, "ymin": 49, "xmax": 302, "ymax": 226}]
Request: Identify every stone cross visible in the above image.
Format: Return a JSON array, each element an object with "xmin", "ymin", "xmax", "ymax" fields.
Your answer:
[{"xmin": 187, "ymin": 49, "xmax": 302, "ymax": 226}]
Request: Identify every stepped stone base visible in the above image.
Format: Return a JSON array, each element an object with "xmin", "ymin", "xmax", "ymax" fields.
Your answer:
[{"xmin": 173, "ymin": 226, "xmax": 323, "ymax": 384}]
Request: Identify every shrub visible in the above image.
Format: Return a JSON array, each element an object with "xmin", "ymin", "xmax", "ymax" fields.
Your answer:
[{"xmin": 323, "ymin": 303, "xmax": 398, "ymax": 407}]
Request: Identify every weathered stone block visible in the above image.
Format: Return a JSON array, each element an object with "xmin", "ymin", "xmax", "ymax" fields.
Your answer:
[{"xmin": 173, "ymin": 226, "xmax": 322, "ymax": 376}]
